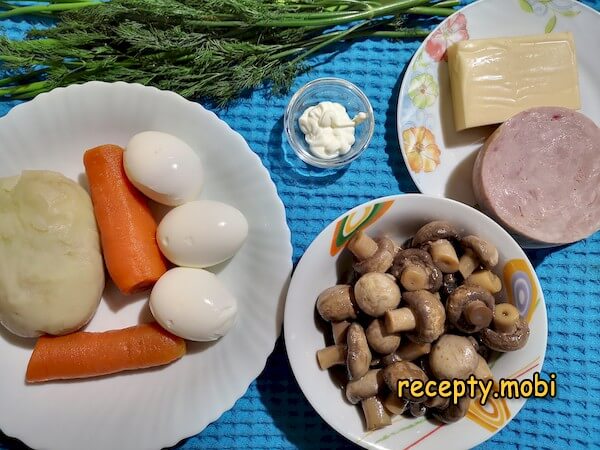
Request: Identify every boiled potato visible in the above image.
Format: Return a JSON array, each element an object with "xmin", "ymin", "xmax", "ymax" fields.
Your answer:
[{"xmin": 0, "ymin": 171, "xmax": 105, "ymax": 337}]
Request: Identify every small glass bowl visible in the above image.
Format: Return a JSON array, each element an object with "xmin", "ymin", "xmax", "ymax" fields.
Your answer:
[{"xmin": 284, "ymin": 78, "xmax": 374, "ymax": 168}]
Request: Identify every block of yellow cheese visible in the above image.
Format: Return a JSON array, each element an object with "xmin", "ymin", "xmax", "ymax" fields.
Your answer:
[{"xmin": 447, "ymin": 32, "xmax": 580, "ymax": 131}]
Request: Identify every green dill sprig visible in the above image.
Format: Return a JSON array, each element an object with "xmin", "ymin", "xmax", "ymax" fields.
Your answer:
[{"xmin": 0, "ymin": 0, "xmax": 459, "ymax": 104}]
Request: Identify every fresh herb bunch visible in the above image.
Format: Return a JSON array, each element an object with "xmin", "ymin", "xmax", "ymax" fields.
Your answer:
[{"xmin": 0, "ymin": 0, "xmax": 458, "ymax": 105}]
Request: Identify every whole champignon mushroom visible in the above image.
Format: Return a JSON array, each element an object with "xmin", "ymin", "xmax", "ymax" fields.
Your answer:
[
  {"xmin": 382, "ymin": 342, "xmax": 431, "ymax": 366},
  {"xmin": 347, "ymin": 231, "xmax": 396, "ymax": 274},
  {"xmin": 390, "ymin": 249, "xmax": 442, "ymax": 292},
  {"xmin": 361, "ymin": 396, "xmax": 392, "ymax": 431},
  {"xmin": 382, "ymin": 361, "xmax": 429, "ymax": 402},
  {"xmin": 429, "ymin": 334, "xmax": 479, "ymax": 380},
  {"xmin": 347, "ymin": 323, "xmax": 372, "ymax": 380},
  {"xmin": 385, "ymin": 290, "xmax": 445, "ymax": 344},
  {"xmin": 316, "ymin": 345, "xmax": 346, "ymax": 370},
  {"xmin": 345, "ymin": 368, "xmax": 384, "ymax": 404},
  {"xmin": 383, "ymin": 393, "xmax": 409, "ymax": 415},
  {"xmin": 366, "ymin": 318, "xmax": 401, "ymax": 354},
  {"xmin": 466, "ymin": 270, "xmax": 502, "ymax": 294},
  {"xmin": 461, "ymin": 235, "xmax": 499, "ymax": 269},
  {"xmin": 427, "ymin": 239, "xmax": 460, "ymax": 273},
  {"xmin": 316, "ymin": 285, "xmax": 357, "ymax": 322},
  {"xmin": 432, "ymin": 396, "xmax": 472, "ymax": 424},
  {"xmin": 446, "ymin": 284, "xmax": 495, "ymax": 333},
  {"xmin": 354, "ymin": 272, "xmax": 401, "ymax": 317},
  {"xmin": 480, "ymin": 303, "xmax": 530, "ymax": 352},
  {"xmin": 412, "ymin": 221, "xmax": 460, "ymax": 247}
]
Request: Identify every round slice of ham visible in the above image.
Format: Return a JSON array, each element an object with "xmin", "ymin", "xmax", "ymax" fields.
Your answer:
[{"xmin": 473, "ymin": 107, "xmax": 600, "ymax": 245}]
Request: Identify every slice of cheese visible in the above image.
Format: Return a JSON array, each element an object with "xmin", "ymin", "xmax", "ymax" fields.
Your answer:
[{"xmin": 447, "ymin": 32, "xmax": 580, "ymax": 131}]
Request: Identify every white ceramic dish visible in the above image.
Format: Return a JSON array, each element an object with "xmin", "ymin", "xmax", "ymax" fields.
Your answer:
[
  {"xmin": 397, "ymin": 0, "xmax": 600, "ymax": 206},
  {"xmin": 0, "ymin": 82, "xmax": 292, "ymax": 450},
  {"xmin": 285, "ymin": 194, "xmax": 547, "ymax": 450}
]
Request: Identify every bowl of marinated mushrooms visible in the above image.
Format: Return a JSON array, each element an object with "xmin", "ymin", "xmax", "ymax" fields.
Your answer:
[{"xmin": 284, "ymin": 194, "xmax": 547, "ymax": 450}]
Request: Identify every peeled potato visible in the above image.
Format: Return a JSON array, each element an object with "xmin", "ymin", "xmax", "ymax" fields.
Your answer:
[{"xmin": 0, "ymin": 171, "xmax": 105, "ymax": 337}]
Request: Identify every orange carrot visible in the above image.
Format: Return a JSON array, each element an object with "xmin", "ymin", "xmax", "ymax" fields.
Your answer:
[
  {"xmin": 83, "ymin": 144, "xmax": 167, "ymax": 294},
  {"xmin": 26, "ymin": 323, "xmax": 186, "ymax": 383}
]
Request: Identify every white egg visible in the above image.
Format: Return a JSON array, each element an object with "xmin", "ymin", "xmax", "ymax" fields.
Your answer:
[
  {"xmin": 150, "ymin": 267, "xmax": 238, "ymax": 341},
  {"xmin": 157, "ymin": 200, "xmax": 248, "ymax": 268},
  {"xmin": 124, "ymin": 131, "xmax": 204, "ymax": 206}
]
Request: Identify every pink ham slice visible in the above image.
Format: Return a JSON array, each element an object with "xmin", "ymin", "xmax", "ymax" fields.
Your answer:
[{"xmin": 473, "ymin": 107, "xmax": 600, "ymax": 245}]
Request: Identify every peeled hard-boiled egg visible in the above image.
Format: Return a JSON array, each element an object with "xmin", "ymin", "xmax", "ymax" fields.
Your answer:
[
  {"xmin": 157, "ymin": 200, "xmax": 248, "ymax": 268},
  {"xmin": 150, "ymin": 267, "xmax": 238, "ymax": 341},
  {"xmin": 124, "ymin": 131, "xmax": 204, "ymax": 206}
]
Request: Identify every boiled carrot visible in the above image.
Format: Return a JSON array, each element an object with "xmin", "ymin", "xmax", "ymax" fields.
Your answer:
[
  {"xmin": 26, "ymin": 323, "xmax": 186, "ymax": 383},
  {"xmin": 83, "ymin": 144, "xmax": 167, "ymax": 294}
]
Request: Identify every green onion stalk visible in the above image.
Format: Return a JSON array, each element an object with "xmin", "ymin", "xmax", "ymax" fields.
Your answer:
[{"xmin": 0, "ymin": 0, "xmax": 459, "ymax": 105}]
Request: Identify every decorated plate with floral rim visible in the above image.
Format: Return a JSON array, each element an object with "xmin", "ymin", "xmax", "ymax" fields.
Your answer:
[
  {"xmin": 397, "ymin": 0, "xmax": 600, "ymax": 206},
  {"xmin": 284, "ymin": 194, "xmax": 547, "ymax": 450}
]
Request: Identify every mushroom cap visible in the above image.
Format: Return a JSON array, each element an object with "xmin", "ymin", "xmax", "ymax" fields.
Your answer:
[
  {"xmin": 390, "ymin": 249, "xmax": 442, "ymax": 293},
  {"xmin": 316, "ymin": 285, "xmax": 357, "ymax": 322},
  {"xmin": 354, "ymin": 272, "xmax": 401, "ymax": 317},
  {"xmin": 461, "ymin": 235, "xmax": 499, "ymax": 269},
  {"xmin": 412, "ymin": 221, "xmax": 460, "ymax": 247},
  {"xmin": 345, "ymin": 368, "xmax": 383, "ymax": 404},
  {"xmin": 346, "ymin": 323, "xmax": 372, "ymax": 380},
  {"xmin": 480, "ymin": 316, "xmax": 530, "ymax": 352},
  {"xmin": 354, "ymin": 237, "xmax": 395, "ymax": 274},
  {"xmin": 402, "ymin": 290, "xmax": 446, "ymax": 344},
  {"xmin": 432, "ymin": 396, "xmax": 472, "ymax": 424},
  {"xmin": 382, "ymin": 342, "xmax": 432, "ymax": 366},
  {"xmin": 429, "ymin": 334, "xmax": 479, "ymax": 380},
  {"xmin": 425, "ymin": 395, "xmax": 450, "ymax": 410},
  {"xmin": 446, "ymin": 284, "xmax": 495, "ymax": 333},
  {"xmin": 366, "ymin": 318, "xmax": 401, "ymax": 354},
  {"xmin": 382, "ymin": 361, "xmax": 429, "ymax": 402}
]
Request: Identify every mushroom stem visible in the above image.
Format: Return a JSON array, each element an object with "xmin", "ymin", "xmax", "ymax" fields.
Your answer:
[
  {"xmin": 383, "ymin": 393, "xmax": 408, "ymax": 415},
  {"xmin": 400, "ymin": 265, "xmax": 429, "ymax": 291},
  {"xmin": 346, "ymin": 369, "xmax": 382, "ymax": 404},
  {"xmin": 429, "ymin": 239, "xmax": 459, "ymax": 273},
  {"xmin": 459, "ymin": 248, "xmax": 479, "ymax": 278},
  {"xmin": 347, "ymin": 231, "xmax": 378, "ymax": 260},
  {"xmin": 464, "ymin": 300, "xmax": 494, "ymax": 328},
  {"xmin": 493, "ymin": 303, "xmax": 520, "ymax": 333},
  {"xmin": 385, "ymin": 308, "xmax": 416, "ymax": 333},
  {"xmin": 332, "ymin": 320, "xmax": 351, "ymax": 345},
  {"xmin": 317, "ymin": 345, "xmax": 347, "ymax": 370},
  {"xmin": 466, "ymin": 270, "xmax": 502, "ymax": 293},
  {"xmin": 361, "ymin": 396, "xmax": 392, "ymax": 431}
]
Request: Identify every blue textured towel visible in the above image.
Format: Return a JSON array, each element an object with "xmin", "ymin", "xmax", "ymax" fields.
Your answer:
[{"xmin": 1, "ymin": 1, "xmax": 599, "ymax": 449}]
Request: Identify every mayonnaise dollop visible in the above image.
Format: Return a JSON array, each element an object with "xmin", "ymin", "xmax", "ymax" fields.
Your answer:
[{"xmin": 298, "ymin": 101, "xmax": 367, "ymax": 159}]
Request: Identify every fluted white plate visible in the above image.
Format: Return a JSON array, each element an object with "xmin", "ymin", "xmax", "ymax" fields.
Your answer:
[{"xmin": 0, "ymin": 82, "xmax": 292, "ymax": 450}]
